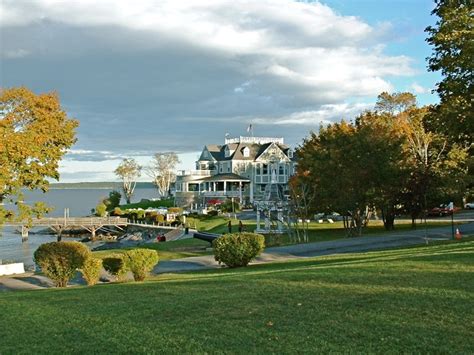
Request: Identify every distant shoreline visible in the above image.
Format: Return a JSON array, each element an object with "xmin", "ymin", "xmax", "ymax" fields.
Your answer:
[{"xmin": 49, "ymin": 182, "xmax": 155, "ymax": 189}]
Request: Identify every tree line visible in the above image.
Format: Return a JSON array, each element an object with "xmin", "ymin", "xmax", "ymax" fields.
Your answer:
[
  {"xmin": 292, "ymin": 92, "xmax": 469, "ymax": 236},
  {"xmin": 291, "ymin": 0, "xmax": 473, "ymax": 235}
]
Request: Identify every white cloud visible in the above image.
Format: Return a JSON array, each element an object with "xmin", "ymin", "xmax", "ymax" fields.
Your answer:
[
  {"xmin": 0, "ymin": 0, "xmax": 422, "ymax": 181},
  {"xmin": 1, "ymin": 49, "xmax": 30, "ymax": 59},
  {"xmin": 1, "ymin": 0, "xmax": 412, "ymax": 102},
  {"xmin": 410, "ymin": 82, "xmax": 431, "ymax": 94},
  {"xmin": 252, "ymin": 103, "xmax": 373, "ymax": 125}
]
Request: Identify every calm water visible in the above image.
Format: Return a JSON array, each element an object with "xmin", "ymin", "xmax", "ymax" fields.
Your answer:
[{"xmin": 0, "ymin": 188, "xmax": 159, "ymax": 266}]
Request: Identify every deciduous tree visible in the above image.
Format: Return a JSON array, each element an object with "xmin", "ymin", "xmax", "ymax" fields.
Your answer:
[
  {"xmin": 425, "ymin": 0, "xmax": 473, "ymax": 145},
  {"xmin": 146, "ymin": 152, "xmax": 180, "ymax": 197},
  {"xmin": 0, "ymin": 87, "xmax": 78, "ymax": 225},
  {"xmin": 296, "ymin": 92, "xmax": 468, "ymax": 234},
  {"xmin": 115, "ymin": 158, "xmax": 141, "ymax": 204}
]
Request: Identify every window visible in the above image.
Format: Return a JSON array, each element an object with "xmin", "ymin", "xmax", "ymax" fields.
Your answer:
[
  {"xmin": 260, "ymin": 184, "xmax": 266, "ymax": 192},
  {"xmin": 263, "ymin": 164, "xmax": 268, "ymax": 175},
  {"xmin": 279, "ymin": 165, "xmax": 284, "ymax": 175},
  {"xmin": 243, "ymin": 147, "xmax": 250, "ymax": 157}
]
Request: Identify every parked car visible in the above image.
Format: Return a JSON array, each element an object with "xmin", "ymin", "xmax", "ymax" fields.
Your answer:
[
  {"xmin": 313, "ymin": 212, "xmax": 343, "ymax": 222},
  {"xmin": 465, "ymin": 202, "xmax": 474, "ymax": 209},
  {"xmin": 427, "ymin": 204, "xmax": 460, "ymax": 217}
]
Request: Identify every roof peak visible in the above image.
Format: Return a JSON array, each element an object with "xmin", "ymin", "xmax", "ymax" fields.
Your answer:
[{"xmin": 224, "ymin": 136, "xmax": 284, "ymax": 145}]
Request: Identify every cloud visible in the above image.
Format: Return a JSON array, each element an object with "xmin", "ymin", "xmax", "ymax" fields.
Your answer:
[
  {"xmin": 1, "ymin": 49, "xmax": 30, "ymax": 59},
  {"xmin": 252, "ymin": 103, "xmax": 374, "ymax": 125},
  {"xmin": 409, "ymin": 82, "xmax": 431, "ymax": 94},
  {"xmin": 0, "ymin": 0, "xmax": 421, "ymax": 181}
]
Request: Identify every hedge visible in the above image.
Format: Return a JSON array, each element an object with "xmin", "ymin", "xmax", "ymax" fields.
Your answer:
[
  {"xmin": 34, "ymin": 241, "xmax": 91, "ymax": 287},
  {"xmin": 80, "ymin": 257, "xmax": 103, "ymax": 286},
  {"xmin": 123, "ymin": 249, "xmax": 159, "ymax": 281},
  {"xmin": 213, "ymin": 232, "xmax": 265, "ymax": 268}
]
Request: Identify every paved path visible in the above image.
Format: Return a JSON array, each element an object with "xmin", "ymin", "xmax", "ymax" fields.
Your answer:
[{"xmin": 2, "ymin": 222, "xmax": 472, "ymax": 291}]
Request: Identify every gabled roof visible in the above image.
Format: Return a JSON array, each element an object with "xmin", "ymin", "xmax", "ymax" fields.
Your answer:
[
  {"xmin": 199, "ymin": 142, "xmax": 291, "ymax": 162},
  {"xmin": 199, "ymin": 145, "xmax": 222, "ymax": 161}
]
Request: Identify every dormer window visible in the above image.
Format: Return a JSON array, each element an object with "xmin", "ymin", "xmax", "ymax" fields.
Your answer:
[
  {"xmin": 288, "ymin": 149, "xmax": 293, "ymax": 159},
  {"xmin": 225, "ymin": 146, "xmax": 230, "ymax": 158},
  {"xmin": 243, "ymin": 147, "xmax": 250, "ymax": 157}
]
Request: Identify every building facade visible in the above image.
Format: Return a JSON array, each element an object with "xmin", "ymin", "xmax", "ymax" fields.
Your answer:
[{"xmin": 175, "ymin": 136, "xmax": 296, "ymax": 207}]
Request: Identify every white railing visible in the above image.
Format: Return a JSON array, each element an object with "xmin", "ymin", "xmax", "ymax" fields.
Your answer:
[
  {"xmin": 201, "ymin": 191, "xmax": 241, "ymax": 197},
  {"xmin": 5, "ymin": 217, "xmax": 129, "ymax": 227},
  {"xmin": 176, "ymin": 170, "xmax": 217, "ymax": 177}
]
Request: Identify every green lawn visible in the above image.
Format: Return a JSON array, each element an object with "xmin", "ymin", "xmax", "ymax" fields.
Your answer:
[
  {"xmin": 93, "ymin": 238, "xmax": 211, "ymax": 261},
  {"xmin": 1, "ymin": 241, "xmax": 473, "ymax": 353},
  {"xmin": 92, "ymin": 217, "xmax": 460, "ymax": 260},
  {"xmin": 196, "ymin": 216, "xmax": 460, "ymax": 247}
]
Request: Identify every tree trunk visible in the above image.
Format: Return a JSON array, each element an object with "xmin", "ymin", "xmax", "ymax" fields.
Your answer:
[
  {"xmin": 381, "ymin": 206, "xmax": 395, "ymax": 230},
  {"xmin": 411, "ymin": 212, "xmax": 417, "ymax": 229}
]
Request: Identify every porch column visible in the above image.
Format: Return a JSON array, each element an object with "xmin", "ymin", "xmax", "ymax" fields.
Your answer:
[
  {"xmin": 256, "ymin": 209, "xmax": 260, "ymax": 230},
  {"xmin": 224, "ymin": 181, "xmax": 227, "ymax": 193},
  {"xmin": 239, "ymin": 181, "xmax": 242, "ymax": 202},
  {"xmin": 250, "ymin": 182, "xmax": 254, "ymax": 203}
]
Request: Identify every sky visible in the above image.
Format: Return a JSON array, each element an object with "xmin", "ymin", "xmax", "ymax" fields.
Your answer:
[{"xmin": 0, "ymin": 0, "xmax": 441, "ymax": 182}]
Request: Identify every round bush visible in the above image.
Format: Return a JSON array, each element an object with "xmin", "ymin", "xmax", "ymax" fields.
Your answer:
[
  {"xmin": 34, "ymin": 241, "xmax": 91, "ymax": 287},
  {"xmin": 213, "ymin": 232, "xmax": 265, "ymax": 268},
  {"xmin": 102, "ymin": 255, "xmax": 128, "ymax": 281},
  {"xmin": 80, "ymin": 257, "xmax": 103, "ymax": 286},
  {"xmin": 123, "ymin": 249, "xmax": 159, "ymax": 281}
]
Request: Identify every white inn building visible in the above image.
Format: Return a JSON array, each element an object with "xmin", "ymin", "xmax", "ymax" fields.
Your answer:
[{"xmin": 175, "ymin": 136, "xmax": 296, "ymax": 207}]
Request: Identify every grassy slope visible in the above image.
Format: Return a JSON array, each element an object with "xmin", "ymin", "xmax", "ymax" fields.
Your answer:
[
  {"xmin": 93, "ymin": 238, "xmax": 211, "ymax": 260},
  {"xmin": 1, "ymin": 241, "xmax": 473, "ymax": 353},
  {"xmin": 92, "ymin": 217, "xmax": 460, "ymax": 260},
  {"xmin": 197, "ymin": 216, "xmax": 459, "ymax": 246}
]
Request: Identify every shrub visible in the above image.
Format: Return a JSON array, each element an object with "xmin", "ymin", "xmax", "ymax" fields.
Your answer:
[
  {"xmin": 80, "ymin": 257, "xmax": 103, "ymax": 286},
  {"xmin": 213, "ymin": 233, "xmax": 265, "ymax": 268},
  {"xmin": 136, "ymin": 210, "xmax": 145, "ymax": 220},
  {"xmin": 34, "ymin": 241, "xmax": 91, "ymax": 287},
  {"xmin": 207, "ymin": 210, "xmax": 218, "ymax": 217},
  {"xmin": 107, "ymin": 190, "xmax": 122, "ymax": 210},
  {"xmin": 102, "ymin": 255, "xmax": 128, "ymax": 281},
  {"xmin": 168, "ymin": 207, "xmax": 182, "ymax": 214},
  {"xmin": 123, "ymin": 249, "xmax": 159, "ymax": 281},
  {"xmin": 95, "ymin": 202, "xmax": 107, "ymax": 217},
  {"xmin": 154, "ymin": 214, "xmax": 165, "ymax": 224},
  {"xmin": 112, "ymin": 207, "xmax": 123, "ymax": 216}
]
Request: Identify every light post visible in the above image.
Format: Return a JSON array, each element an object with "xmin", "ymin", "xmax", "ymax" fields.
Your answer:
[{"xmin": 448, "ymin": 201, "xmax": 454, "ymax": 240}]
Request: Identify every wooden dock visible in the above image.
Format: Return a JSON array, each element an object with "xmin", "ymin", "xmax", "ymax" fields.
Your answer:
[{"xmin": 4, "ymin": 217, "xmax": 129, "ymax": 240}]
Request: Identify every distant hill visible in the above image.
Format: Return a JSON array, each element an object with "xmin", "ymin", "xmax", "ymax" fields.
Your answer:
[{"xmin": 50, "ymin": 182, "xmax": 156, "ymax": 189}]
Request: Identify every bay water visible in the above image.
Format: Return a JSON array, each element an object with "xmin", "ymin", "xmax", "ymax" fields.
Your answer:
[{"xmin": 0, "ymin": 188, "xmax": 158, "ymax": 266}]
